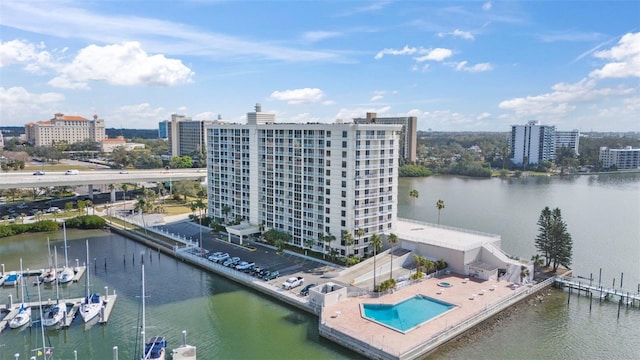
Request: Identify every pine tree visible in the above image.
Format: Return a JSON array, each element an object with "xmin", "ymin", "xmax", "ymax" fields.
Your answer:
[{"xmin": 535, "ymin": 207, "xmax": 553, "ymax": 267}]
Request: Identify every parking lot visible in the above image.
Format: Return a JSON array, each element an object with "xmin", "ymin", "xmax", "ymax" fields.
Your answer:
[{"xmin": 154, "ymin": 220, "xmax": 350, "ymax": 296}]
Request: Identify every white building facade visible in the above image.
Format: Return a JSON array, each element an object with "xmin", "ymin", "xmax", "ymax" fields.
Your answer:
[
  {"xmin": 206, "ymin": 112, "xmax": 401, "ymax": 257},
  {"xmin": 555, "ymin": 129, "xmax": 580, "ymax": 155},
  {"xmin": 599, "ymin": 146, "xmax": 640, "ymax": 169},
  {"xmin": 510, "ymin": 121, "xmax": 556, "ymax": 165}
]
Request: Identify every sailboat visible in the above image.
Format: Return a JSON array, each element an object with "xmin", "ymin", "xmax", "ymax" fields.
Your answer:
[
  {"xmin": 33, "ymin": 279, "xmax": 54, "ymax": 359},
  {"xmin": 58, "ymin": 222, "xmax": 75, "ymax": 284},
  {"xmin": 42, "ymin": 247, "xmax": 68, "ymax": 327},
  {"xmin": 79, "ymin": 240, "xmax": 102, "ymax": 323},
  {"xmin": 140, "ymin": 264, "xmax": 167, "ymax": 360},
  {"xmin": 9, "ymin": 258, "xmax": 31, "ymax": 329},
  {"xmin": 39, "ymin": 237, "xmax": 57, "ymax": 284}
]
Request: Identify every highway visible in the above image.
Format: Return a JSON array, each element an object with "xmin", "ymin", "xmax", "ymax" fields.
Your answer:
[{"xmin": 0, "ymin": 168, "xmax": 206, "ymax": 189}]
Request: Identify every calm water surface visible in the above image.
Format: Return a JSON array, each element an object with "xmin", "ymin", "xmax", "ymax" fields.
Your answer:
[{"xmin": 1, "ymin": 172, "xmax": 638, "ymax": 359}]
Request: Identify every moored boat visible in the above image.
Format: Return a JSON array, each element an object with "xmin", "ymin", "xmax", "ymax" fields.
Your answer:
[
  {"xmin": 171, "ymin": 330, "xmax": 197, "ymax": 360},
  {"xmin": 4, "ymin": 272, "xmax": 20, "ymax": 287},
  {"xmin": 79, "ymin": 240, "xmax": 102, "ymax": 323},
  {"xmin": 9, "ymin": 259, "xmax": 31, "ymax": 329},
  {"xmin": 140, "ymin": 264, "xmax": 167, "ymax": 360},
  {"xmin": 58, "ymin": 222, "xmax": 75, "ymax": 284}
]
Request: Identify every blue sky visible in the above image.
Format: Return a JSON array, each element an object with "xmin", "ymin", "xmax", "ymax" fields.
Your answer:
[{"xmin": 1, "ymin": 1, "xmax": 638, "ymax": 132}]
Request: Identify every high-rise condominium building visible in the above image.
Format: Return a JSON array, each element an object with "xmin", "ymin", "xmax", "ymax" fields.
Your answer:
[
  {"xmin": 25, "ymin": 113, "xmax": 106, "ymax": 147},
  {"xmin": 168, "ymin": 114, "xmax": 213, "ymax": 157},
  {"xmin": 599, "ymin": 146, "xmax": 640, "ymax": 170},
  {"xmin": 510, "ymin": 121, "xmax": 556, "ymax": 165},
  {"xmin": 555, "ymin": 129, "xmax": 580, "ymax": 155},
  {"xmin": 353, "ymin": 112, "xmax": 417, "ymax": 163},
  {"xmin": 207, "ymin": 107, "xmax": 402, "ymax": 257}
]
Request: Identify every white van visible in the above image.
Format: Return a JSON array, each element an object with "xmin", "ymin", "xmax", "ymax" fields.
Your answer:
[{"xmin": 65, "ymin": 169, "xmax": 79, "ymax": 175}]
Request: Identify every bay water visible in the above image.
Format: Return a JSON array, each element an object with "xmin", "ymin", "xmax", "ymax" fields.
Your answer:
[{"xmin": 0, "ymin": 172, "xmax": 638, "ymax": 359}]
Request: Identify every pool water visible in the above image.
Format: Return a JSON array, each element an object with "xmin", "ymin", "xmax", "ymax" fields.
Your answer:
[{"xmin": 361, "ymin": 295, "xmax": 456, "ymax": 333}]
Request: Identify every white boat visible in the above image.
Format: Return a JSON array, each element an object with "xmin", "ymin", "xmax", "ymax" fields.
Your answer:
[
  {"xmin": 9, "ymin": 258, "xmax": 31, "ymax": 329},
  {"xmin": 58, "ymin": 222, "xmax": 75, "ymax": 284},
  {"xmin": 141, "ymin": 264, "xmax": 167, "ymax": 360},
  {"xmin": 171, "ymin": 330, "xmax": 197, "ymax": 360},
  {"xmin": 3, "ymin": 271, "xmax": 20, "ymax": 286},
  {"xmin": 42, "ymin": 247, "xmax": 68, "ymax": 327},
  {"xmin": 79, "ymin": 240, "xmax": 102, "ymax": 323},
  {"xmin": 39, "ymin": 238, "xmax": 57, "ymax": 284}
]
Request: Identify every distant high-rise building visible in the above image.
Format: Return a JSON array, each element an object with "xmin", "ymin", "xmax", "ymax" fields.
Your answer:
[
  {"xmin": 510, "ymin": 121, "xmax": 556, "ymax": 165},
  {"xmin": 207, "ymin": 106, "xmax": 402, "ymax": 257},
  {"xmin": 555, "ymin": 129, "xmax": 580, "ymax": 155},
  {"xmin": 353, "ymin": 112, "xmax": 417, "ymax": 163},
  {"xmin": 167, "ymin": 114, "xmax": 213, "ymax": 157},
  {"xmin": 599, "ymin": 146, "xmax": 640, "ymax": 169},
  {"xmin": 158, "ymin": 120, "xmax": 168, "ymax": 139},
  {"xmin": 25, "ymin": 113, "xmax": 106, "ymax": 147},
  {"xmin": 0, "ymin": 131, "xmax": 4, "ymax": 149}
]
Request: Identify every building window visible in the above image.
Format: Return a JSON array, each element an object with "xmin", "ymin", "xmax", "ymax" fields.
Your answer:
[
  {"xmin": 342, "ymin": 131, "xmax": 347, "ymax": 138},
  {"xmin": 342, "ymin": 141, "xmax": 347, "ymax": 148}
]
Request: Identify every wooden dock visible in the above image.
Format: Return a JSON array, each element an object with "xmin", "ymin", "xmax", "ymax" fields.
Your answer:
[
  {"xmin": 554, "ymin": 277, "xmax": 640, "ymax": 305},
  {"xmin": 0, "ymin": 289, "xmax": 117, "ymax": 333}
]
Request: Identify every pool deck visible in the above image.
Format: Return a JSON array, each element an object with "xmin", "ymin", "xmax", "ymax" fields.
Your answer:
[{"xmin": 320, "ymin": 274, "xmax": 536, "ymax": 360}]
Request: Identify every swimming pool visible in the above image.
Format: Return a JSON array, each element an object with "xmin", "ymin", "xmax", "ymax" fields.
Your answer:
[{"xmin": 361, "ymin": 295, "xmax": 456, "ymax": 333}]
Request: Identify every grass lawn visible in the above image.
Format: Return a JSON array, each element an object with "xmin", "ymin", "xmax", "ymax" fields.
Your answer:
[
  {"xmin": 23, "ymin": 163, "xmax": 96, "ymax": 171},
  {"xmin": 161, "ymin": 200, "xmax": 193, "ymax": 215}
]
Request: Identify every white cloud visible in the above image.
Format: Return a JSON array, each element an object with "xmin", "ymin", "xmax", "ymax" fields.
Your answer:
[
  {"xmin": 2, "ymin": 2, "xmax": 348, "ymax": 63},
  {"xmin": 370, "ymin": 90, "xmax": 387, "ymax": 102},
  {"xmin": 302, "ymin": 31, "xmax": 342, "ymax": 42},
  {"xmin": 0, "ymin": 87, "xmax": 65, "ymax": 120},
  {"xmin": 0, "ymin": 39, "xmax": 59, "ymax": 73},
  {"xmin": 49, "ymin": 42, "xmax": 194, "ymax": 89},
  {"xmin": 322, "ymin": 100, "xmax": 336, "ymax": 105},
  {"xmin": 499, "ymin": 78, "xmax": 634, "ymax": 116},
  {"xmin": 374, "ymin": 45, "xmax": 417, "ymax": 59},
  {"xmin": 482, "ymin": 2, "xmax": 492, "ymax": 11},
  {"xmin": 589, "ymin": 32, "xmax": 640, "ymax": 79},
  {"xmin": 438, "ymin": 29, "xmax": 475, "ymax": 40},
  {"xmin": 194, "ymin": 112, "xmax": 218, "ymax": 120},
  {"xmin": 414, "ymin": 48, "xmax": 453, "ymax": 62},
  {"xmin": 270, "ymin": 88, "xmax": 326, "ymax": 104},
  {"xmin": 476, "ymin": 112, "xmax": 491, "ymax": 120},
  {"xmin": 449, "ymin": 61, "xmax": 493, "ymax": 72}
]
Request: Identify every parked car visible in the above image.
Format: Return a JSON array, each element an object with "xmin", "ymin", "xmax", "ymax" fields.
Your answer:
[
  {"xmin": 45, "ymin": 207, "xmax": 60, "ymax": 213},
  {"xmin": 300, "ymin": 283, "xmax": 316, "ymax": 296},
  {"xmin": 263, "ymin": 271, "xmax": 279, "ymax": 281},
  {"xmin": 282, "ymin": 276, "xmax": 304, "ymax": 290},
  {"xmin": 207, "ymin": 251, "xmax": 224, "ymax": 261},
  {"xmin": 33, "ymin": 171, "xmax": 45, "ymax": 175},
  {"xmin": 223, "ymin": 256, "xmax": 240, "ymax": 267},
  {"xmin": 210, "ymin": 252, "xmax": 229, "ymax": 263},
  {"xmin": 119, "ymin": 170, "xmax": 129, "ymax": 174},
  {"xmin": 235, "ymin": 261, "xmax": 255, "ymax": 271},
  {"xmin": 65, "ymin": 169, "xmax": 79, "ymax": 175}
]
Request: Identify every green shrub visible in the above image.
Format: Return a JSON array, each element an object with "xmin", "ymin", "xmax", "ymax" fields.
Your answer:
[
  {"xmin": 375, "ymin": 279, "xmax": 397, "ymax": 292},
  {"xmin": 0, "ymin": 220, "xmax": 60, "ymax": 238},
  {"xmin": 65, "ymin": 215, "xmax": 106, "ymax": 229}
]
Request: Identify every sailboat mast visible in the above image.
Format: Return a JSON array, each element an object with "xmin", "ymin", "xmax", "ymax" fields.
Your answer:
[
  {"xmin": 142, "ymin": 263, "xmax": 146, "ymax": 359},
  {"xmin": 63, "ymin": 222, "xmax": 70, "ymax": 268},
  {"xmin": 19, "ymin": 258, "xmax": 24, "ymax": 303},
  {"xmin": 54, "ymin": 247, "xmax": 59, "ymax": 302},
  {"xmin": 85, "ymin": 240, "xmax": 90, "ymax": 299}
]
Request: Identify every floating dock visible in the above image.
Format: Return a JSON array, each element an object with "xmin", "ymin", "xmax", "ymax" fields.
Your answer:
[
  {"xmin": 0, "ymin": 290, "xmax": 117, "ymax": 333},
  {"xmin": 554, "ymin": 277, "xmax": 640, "ymax": 306}
]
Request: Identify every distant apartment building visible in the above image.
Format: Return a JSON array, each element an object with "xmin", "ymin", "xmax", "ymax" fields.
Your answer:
[
  {"xmin": 158, "ymin": 120, "xmax": 168, "ymax": 139},
  {"xmin": 353, "ymin": 112, "xmax": 417, "ymax": 163},
  {"xmin": 555, "ymin": 129, "xmax": 580, "ymax": 155},
  {"xmin": 599, "ymin": 146, "xmax": 640, "ymax": 169},
  {"xmin": 510, "ymin": 121, "xmax": 556, "ymax": 165},
  {"xmin": 167, "ymin": 114, "xmax": 213, "ymax": 157},
  {"xmin": 100, "ymin": 136, "xmax": 145, "ymax": 153},
  {"xmin": 0, "ymin": 131, "xmax": 4, "ymax": 149},
  {"xmin": 25, "ymin": 113, "xmax": 106, "ymax": 147},
  {"xmin": 207, "ymin": 106, "xmax": 402, "ymax": 257}
]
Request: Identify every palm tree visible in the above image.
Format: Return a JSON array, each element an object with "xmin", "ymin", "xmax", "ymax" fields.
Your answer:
[
  {"xmin": 354, "ymin": 228, "xmax": 365, "ymax": 256},
  {"xmin": 342, "ymin": 230, "xmax": 354, "ymax": 259},
  {"xmin": 387, "ymin": 233, "xmax": 398, "ymax": 280},
  {"xmin": 413, "ymin": 254, "xmax": 423, "ymax": 278},
  {"xmin": 370, "ymin": 234, "xmax": 382, "ymax": 290},
  {"xmin": 409, "ymin": 189, "xmax": 419, "ymax": 210},
  {"xmin": 221, "ymin": 204, "xmax": 231, "ymax": 224},
  {"xmin": 323, "ymin": 233, "xmax": 336, "ymax": 260},
  {"xmin": 531, "ymin": 254, "xmax": 544, "ymax": 275},
  {"xmin": 121, "ymin": 183, "xmax": 129, "ymax": 203},
  {"xmin": 436, "ymin": 199, "xmax": 445, "ymax": 225}
]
